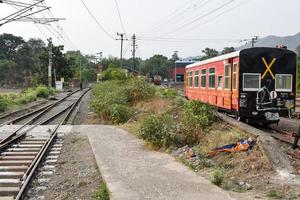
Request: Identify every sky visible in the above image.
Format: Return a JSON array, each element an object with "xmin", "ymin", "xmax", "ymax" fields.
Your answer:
[{"xmin": 1, "ymin": 0, "xmax": 300, "ymax": 59}]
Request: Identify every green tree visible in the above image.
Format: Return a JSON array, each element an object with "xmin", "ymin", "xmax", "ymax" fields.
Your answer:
[
  {"xmin": 140, "ymin": 55, "xmax": 172, "ymax": 78},
  {"xmin": 201, "ymin": 48, "xmax": 219, "ymax": 60},
  {"xmin": 221, "ymin": 47, "xmax": 235, "ymax": 55},
  {"xmin": 0, "ymin": 33, "xmax": 25, "ymax": 60}
]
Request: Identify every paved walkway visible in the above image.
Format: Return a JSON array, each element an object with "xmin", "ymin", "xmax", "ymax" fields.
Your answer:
[{"xmin": 84, "ymin": 125, "xmax": 248, "ymax": 200}]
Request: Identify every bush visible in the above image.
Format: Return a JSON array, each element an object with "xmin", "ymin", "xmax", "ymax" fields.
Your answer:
[
  {"xmin": 0, "ymin": 95, "xmax": 9, "ymax": 112},
  {"xmin": 36, "ymin": 85, "xmax": 50, "ymax": 98},
  {"xmin": 125, "ymin": 77, "xmax": 155, "ymax": 104},
  {"xmin": 160, "ymin": 88, "xmax": 178, "ymax": 98},
  {"xmin": 211, "ymin": 168, "xmax": 225, "ymax": 186},
  {"xmin": 139, "ymin": 114, "xmax": 177, "ymax": 148},
  {"xmin": 92, "ymin": 77, "xmax": 155, "ymax": 124},
  {"xmin": 111, "ymin": 104, "xmax": 133, "ymax": 124}
]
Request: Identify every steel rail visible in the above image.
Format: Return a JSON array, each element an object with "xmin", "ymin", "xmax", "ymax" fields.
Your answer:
[
  {"xmin": 0, "ymin": 89, "xmax": 81, "ymax": 145},
  {"xmin": 15, "ymin": 88, "xmax": 91, "ymax": 200},
  {"xmin": 0, "ymin": 100, "xmax": 47, "ymax": 120}
]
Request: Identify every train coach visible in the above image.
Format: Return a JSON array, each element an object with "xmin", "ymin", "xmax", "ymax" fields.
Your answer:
[{"xmin": 185, "ymin": 47, "xmax": 297, "ymax": 124}]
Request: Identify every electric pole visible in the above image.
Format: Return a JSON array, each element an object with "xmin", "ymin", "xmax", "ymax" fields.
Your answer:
[
  {"xmin": 116, "ymin": 33, "xmax": 128, "ymax": 68},
  {"xmin": 131, "ymin": 34, "xmax": 137, "ymax": 72},
  {"xmin": 251, "ymin": 36, "xmax": 259, "ymax": 47},
  {"xmin": 47, "ymin": 38, "xmax": 53, "ymax": 87},
  {"xmin": 174, "ymin": 50, "xmax": 179, "ymax": 83}
]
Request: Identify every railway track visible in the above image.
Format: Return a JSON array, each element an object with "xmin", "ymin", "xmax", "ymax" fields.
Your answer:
[{"xmin": 0, "ymin": 88, "xmax": 90, "ymax": 199}]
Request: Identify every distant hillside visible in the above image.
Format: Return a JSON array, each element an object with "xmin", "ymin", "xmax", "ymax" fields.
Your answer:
[{"xmin": 238, "ymin": 32, "xmax": 300, "ymax": 52}]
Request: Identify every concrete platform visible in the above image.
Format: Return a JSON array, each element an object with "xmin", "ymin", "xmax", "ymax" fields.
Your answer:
[
  {"xmin": 0, "ymin": 125, "xmax": 255, "ymax": 199},
  {"xmin": 82, "ymin": 125, "xmax": 252, "ymax": 200}
]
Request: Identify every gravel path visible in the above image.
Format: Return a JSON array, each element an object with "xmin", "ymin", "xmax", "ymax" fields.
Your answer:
[{"xmin": 42, "ymin": 132, "xmax": 102, "ymax": 200}]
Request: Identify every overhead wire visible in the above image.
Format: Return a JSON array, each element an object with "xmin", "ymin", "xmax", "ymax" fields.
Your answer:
[
  {"xmin": 140, "ymin": 0, "xmax": 203, "ymax": 35},
  {"xmin": 143, "ymin": 0, "xmax": 211, "ymax": 37},
  {"xmin": 160, "ymin": 0, "xmax": 236, "ymax": 37},
  {"xmin": 114, "ymin": 0, "xmax": 126, "ymax": 34},
  {"xmin": 80, "ymin": 0, "xmax": 115, "ymax": 40},
  {"xmin": 187, "ymin": 0, "xmax": 251, "ymax": 32}
]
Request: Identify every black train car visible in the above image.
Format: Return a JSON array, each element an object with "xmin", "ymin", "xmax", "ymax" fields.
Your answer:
[{"xmin": 239, "ymin": 47, "xmax": 296, "ymax": 124}]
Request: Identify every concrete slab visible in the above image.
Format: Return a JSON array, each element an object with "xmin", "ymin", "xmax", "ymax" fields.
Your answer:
[{"xmin": 83, "ymin": 125, "xmax": 245, "ymax": 200}]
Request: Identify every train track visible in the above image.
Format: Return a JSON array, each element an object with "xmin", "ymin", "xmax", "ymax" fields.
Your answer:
[{"xmin": 0, "ymin": 88, "xmax": 90, "ymax": 199}]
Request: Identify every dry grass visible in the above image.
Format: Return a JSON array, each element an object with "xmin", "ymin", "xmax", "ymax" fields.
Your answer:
[{"xmin": 133, "ymin": 97, "xmax": 173, "ymax": 115}]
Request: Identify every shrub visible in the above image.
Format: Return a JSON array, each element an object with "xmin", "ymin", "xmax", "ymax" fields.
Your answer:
[
  {"xmin": 101, "ymin": 65, "xmax": 127, "ymax": 81},
  {"xmin": 211, "ymin": 168, "xmax": 225, "ymax": 186},
  {"xmin": 183, "ymin": 100, "xmax": 215, "ymax": 129},
  {"xmin": 17, "ymin": 89, "xmax": 38, "ymax": 104},
  {"xmin": 111, "ymin": 104, "xmax": 133, "ymax": 124},
  {"xmin": 139, "ymin": 114, "xmax": 177, "ymax": 148},
  {"xmin": 36, "ymin": 85, "xmax": 50, "ymax": 98},
  {"xmin": 161, "ymin": 88, "xmax": 178, "ymax": 98},
  {"xmin": 0, "ymin": 95, "xmax": 9, "ymax": 112},
  {"xmin": 125, "ymin": 77, "xmax": 155, "ymax": 104},
  {"xmin": 92, "ymin": 78, "xmax": 155, "ymax": 124}
]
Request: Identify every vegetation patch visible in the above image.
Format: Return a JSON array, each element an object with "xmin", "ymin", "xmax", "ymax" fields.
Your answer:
[
  {"xmin": 92, "ymin": 181, "xmax": 110, "ymax": 200},
  {"xmin": 0, "ymin": 85, "xmax": 54, "ymax": 113}
]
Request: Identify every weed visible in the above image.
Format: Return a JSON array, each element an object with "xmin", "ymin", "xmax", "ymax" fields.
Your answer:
[
  {"xmin": 267, "ymin": 189, "xmax": 285, "ymax": 199},
  {"xmin": 93, "ymin": 181, "xmax": 110, "ymax": 200},
  {"xmin": 211, "ymin": 168, "xmax": 225, "ymax": 186},
  {"xmin": 111, "ymin": 104, "xmax": 133, "ymax": 124}
]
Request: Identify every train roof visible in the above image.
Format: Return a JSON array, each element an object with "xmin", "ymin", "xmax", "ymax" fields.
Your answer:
[{"xmin": 186, "ymin": 51, "xmax": 240, "ymax": 69}]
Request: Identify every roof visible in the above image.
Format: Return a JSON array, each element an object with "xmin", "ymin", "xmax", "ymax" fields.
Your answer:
[
  {"xmin": 175, "ymin": 60, "xmax": 196, "ymax": 64},
  {"xmin": 186, "ymin": 51, "xmax": 240, "ymax": 69}
]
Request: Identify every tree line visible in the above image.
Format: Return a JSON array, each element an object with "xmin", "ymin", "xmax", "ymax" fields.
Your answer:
[{"xmin": 0, "ymin": 33, "xmax": 98, "ymax": 88}]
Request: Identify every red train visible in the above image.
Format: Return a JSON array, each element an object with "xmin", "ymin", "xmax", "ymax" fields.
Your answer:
[{"xmin": 185, "ymin": 47, "xmax": 296, "ymax": 124}]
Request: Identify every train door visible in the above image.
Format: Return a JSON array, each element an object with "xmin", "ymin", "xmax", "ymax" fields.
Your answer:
[
  {"xmin": 231, "ymin": 62, "xmax": 239, "ymax": 110},
  {"xmin": 224, "ymin": 62, "xmax": 232, "ymax": 110}
]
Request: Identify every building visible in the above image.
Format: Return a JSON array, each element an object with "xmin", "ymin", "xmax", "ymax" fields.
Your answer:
[{"xmin": 169, "ymin": 60, "xmax": 196, "ymax": 82}]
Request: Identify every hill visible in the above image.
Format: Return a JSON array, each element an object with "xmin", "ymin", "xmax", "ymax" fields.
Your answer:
[{"xmin": 239, "ymin": 32, "xmax": 300, "ymax": 51}]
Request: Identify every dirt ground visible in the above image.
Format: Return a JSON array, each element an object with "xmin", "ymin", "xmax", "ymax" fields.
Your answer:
[
  {"xmin": 41, "ymin": 91, "xmax": 103, "ymax": 200},
  {"xmin": 43, "ymin": 133, "xmax": 102, "ymax": 200}
]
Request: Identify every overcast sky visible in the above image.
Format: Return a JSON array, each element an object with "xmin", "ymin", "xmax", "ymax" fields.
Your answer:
[{"xmin": 1, "ymin": 0, "xmax": 300, "ymax": 59}]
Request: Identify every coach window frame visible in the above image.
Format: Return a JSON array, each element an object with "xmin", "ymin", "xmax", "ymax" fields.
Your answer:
[
  {"xmin": 275, "ymin": 74, "xmax": 293, "ymax": 92},
  {"xmin": 208, "ymin": 67, "xmax": 216, "ymax": 89},
  {"xmin": 243, "ymin": 73, "xmax": 261, "ymax": 91},
  {"xmin": 200, "ymin": 68, "xmax": 207, "ymax": 88},
  {"xmin": 194, "ymin": 70, "xmax": 199, "ymax": 88},
  {"xmin": 224, "ymin": 64, "xmax": 231, "ymax": 90},
  {"xmin": 188, "ymin": 71, "xmax": 193, "ymax": 88}
]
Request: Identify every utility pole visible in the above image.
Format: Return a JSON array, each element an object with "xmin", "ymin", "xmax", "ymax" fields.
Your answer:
[
  {"xmin": 251, "ymin": 36, "xmax": 259, "ymax": 47},
  {"xmin": 116, "ymin": 33, "xmax": 128, "ymax": 68},
  {"xmin": 47, "ymin": 38, "xmax": 52, "ymax": 87},
  {"xmin": 174, "ymin": 50, "xmax": 179, "ymax": 83},
  {"xmin": 131, "ymin": 34, "xmax": 137, "ymax": 72}
]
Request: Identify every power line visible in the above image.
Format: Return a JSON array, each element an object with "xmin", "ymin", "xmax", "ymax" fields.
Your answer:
[
  {"xmin": 143, "ymin": 0, "xmax": 211, "ymax": 36},
  {"xmin": 162, "ymin": 0, "xmax": 235, "ymax": 36},
  {"xmin": 140, "ymin": 0, "xmax": 203, "ymax": 35},
  {"xmin": 114, "ymin": 0, "xmax": 126, "ymax": 33},
  {"xmin": 183, "ymin": 0, "xmax": 251, "ymax": 33},
  {"xmin": 80, "ymin": 0, "xmax": 114, "ymax": 40}
]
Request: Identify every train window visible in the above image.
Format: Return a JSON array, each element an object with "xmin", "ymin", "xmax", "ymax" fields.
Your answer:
[
  {"xmin": 217, "ymin": 76, "xmax": 223, "ymax": 89},
  {"xmin": 188, "ymin": 71, "xmax": 193, "ymax": 87},
  {"xmin": 194, "ymin": 71, "xmax": 199, "ymax": 87},
  {"xmin": 209, "ymin": 68, "xmax": 215, "ymax": 89},
  {"xmin": 243, "ymin": 73, "xmax": 261, "ymax": 91},
  {"xmin": 201, "ymin": 69, "xmax": 206, "ymax": 87},
  {"xmin": 224, "ymin": 64, "xmax": 231, "ymax": 89},
  {"xmin": 232, "ymin": 63, "xmax": 238, "ymax": 90},
  {"xmin": 275, "ymin": 74, "xmax": 292, "ymax": 92}
]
